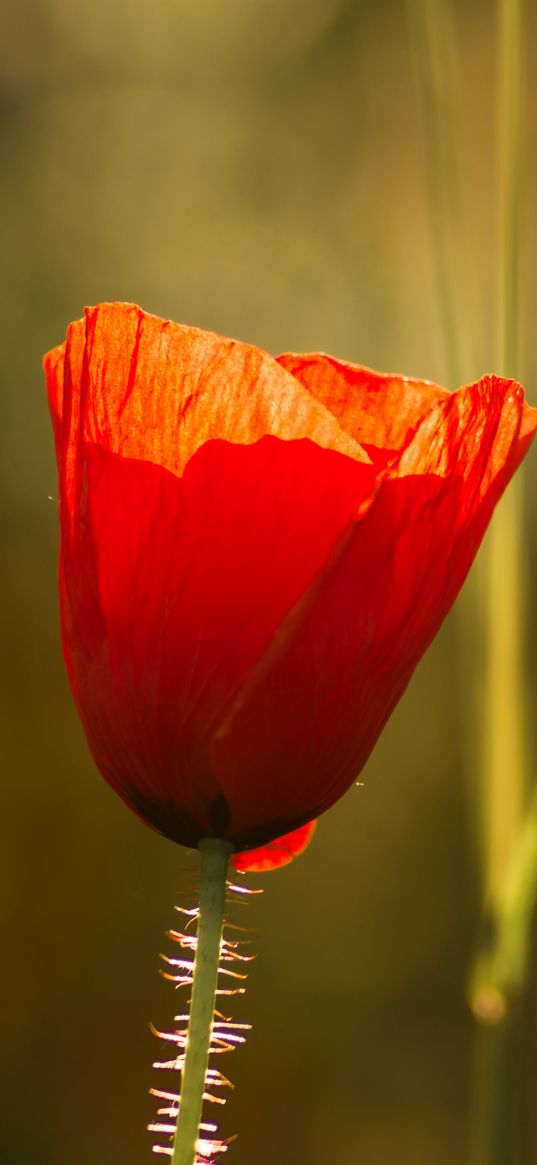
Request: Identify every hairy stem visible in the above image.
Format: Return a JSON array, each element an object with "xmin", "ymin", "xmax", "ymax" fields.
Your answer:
[{"xmin": 171, "ymin": 838, "xmax": 232, "ymax": 1165}]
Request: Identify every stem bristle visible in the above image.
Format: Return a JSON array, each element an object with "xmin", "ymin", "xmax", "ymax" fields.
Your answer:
[{"xmin": 149, "ymin": 853, "xmax": 259, "ymax": 1165}]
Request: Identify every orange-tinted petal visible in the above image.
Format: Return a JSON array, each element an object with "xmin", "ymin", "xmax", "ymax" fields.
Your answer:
[
  {"xmin": 277, "ymin": 351, "xmax": 448, "ymax": 459},
  {"xmin": 231, "ymin": 821, "xmax": 317, "ymax": 873},
  {"xmin": 210, "ymin": 377, "xmax": 537, "ymax": 834},
  {"xmin": 44, "ymin": 305, "xmax": 370, "ymax": 539}
]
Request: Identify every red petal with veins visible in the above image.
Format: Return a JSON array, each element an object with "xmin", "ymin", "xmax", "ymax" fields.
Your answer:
[
  {"xmin": 44, "ymin": 303, "xmax": 537, "ymax": 862},
  {"xmin": 210, "ymin": 377, "xmax": 536, "ymax": 832}
]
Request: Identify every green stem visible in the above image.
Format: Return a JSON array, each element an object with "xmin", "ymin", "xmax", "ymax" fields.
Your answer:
[
  {"xmin": 469, "ymin": 0, "xmax": 532, "ymax": 1161},
  {"xmin": 468, "ymin": 790, "xmax": 537, "ymax": 1163},
  {"xmin": 405, "ymin": 0, "xmax": 462, "ymax": 387},
  {"xmin": 171, "ymin": 838, "xmax": 232, "ymax": 1165},
  {"xmin": 482, "ymin": 0, "xmax": 525, "ymax": 905},
  {"xmin": 470, "ymin": 783, "xmax": 537, "ymax": 1017},
  {"xmin": 475, "ymin": 0, "xmax": 524, "ymax": 974},
  {"xmin": 478, "ymin": 476, "xmax": 527, "ymax": 914},
  {"xmin": 498, "ymin": 0, "xmax": 521, "ymax": 377},
  {"xmin": 470, "ymin": 1001, "xmax": 527, "ymax": 1165}
]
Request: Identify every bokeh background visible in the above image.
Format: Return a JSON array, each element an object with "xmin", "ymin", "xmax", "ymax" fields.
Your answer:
[{"xmin": 2, "ymin": 1, "xmax": 537, "ymax": 1162}]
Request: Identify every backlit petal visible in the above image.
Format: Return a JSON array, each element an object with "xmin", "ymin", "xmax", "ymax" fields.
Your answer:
[
  {"xmin": 231, "ymin": 821, "xmax": 317, "ymax": 873},
  {"xmin": 277, "ymin": 351, "xmax": 448, "ymax": 460},
  {"xmin": 210, "ymin": 377, "xmax": 537, "ymax": 836},
  {"xmin": 44, "ymin": 306, "xmax": 537, "ymax": 859},
  {"xmin": 59, "ymin": 435, "xmax": 377, "ymax": 844},
  {"xmin": 44, "ymin": 304, "xmax": 369, "ymax": 543}
]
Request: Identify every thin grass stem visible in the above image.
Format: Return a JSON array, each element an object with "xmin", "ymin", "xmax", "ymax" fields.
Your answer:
[
  {"xmin": 479, "ymin": 0, "xmax": 525, "ymax": 907},
  {"xmin": 468, "ymin": 1, "xmax": 534, "ymax": 1161},
  {"xmin": 405, "ymin": 0, "xmax": 463, "ymax": 387}
]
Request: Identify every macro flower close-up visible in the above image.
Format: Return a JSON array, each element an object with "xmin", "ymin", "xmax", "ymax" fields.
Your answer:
[
  {"xmin": 44, "ymin": 303, "xmax": 537, "ymax": 866},
  {"xmin": 5, "ymin": 1, "xmax": 537, "ymax": 1162}
]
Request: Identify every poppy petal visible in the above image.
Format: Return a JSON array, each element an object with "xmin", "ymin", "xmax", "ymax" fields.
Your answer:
[
  {"xmin": 231, "ymin": 821, "xmax": 317, "ymax": 873},
  {"xmin": 276, "ymin": 351, "xmax": 448, "ymax": 459},
  {"xmin": 210, "ymin": 377, "xmax": 537, "ymax": 836},
  {"xmin": 45, "ymin": 307, "xmax": 537, "ymax": 860},
  {"xmin": 58, "ymin": 433, "xmax": 378, "ymax": 845},
  {"xmin": 44, "ymin": 304, "xmax": 368, "ymax": 498}
]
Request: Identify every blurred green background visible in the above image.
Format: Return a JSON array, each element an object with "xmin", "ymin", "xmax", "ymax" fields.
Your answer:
[{"xmin": 2, "ymin": 0, "xmax": 537, "ymax": 1162}]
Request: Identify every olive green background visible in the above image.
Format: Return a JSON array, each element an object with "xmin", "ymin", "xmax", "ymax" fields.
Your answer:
[{"xmin": 2, "ymin": 1, "xmax": 537, "ymax": 1163}]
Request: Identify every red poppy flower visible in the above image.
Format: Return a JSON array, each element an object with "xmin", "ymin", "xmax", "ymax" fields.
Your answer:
[{"xmin": 44, "ymin": 303, "xmax": 536, "ymax": 872}]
